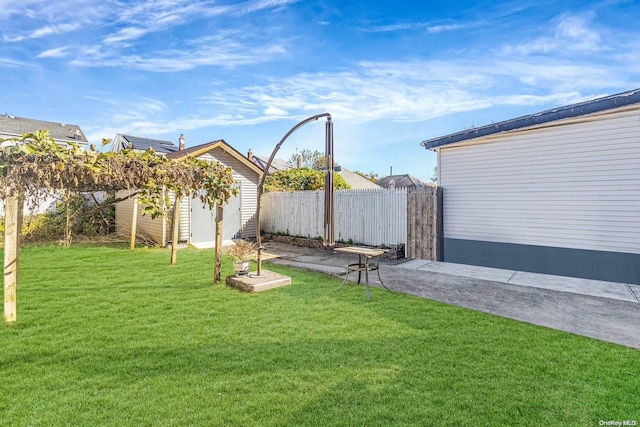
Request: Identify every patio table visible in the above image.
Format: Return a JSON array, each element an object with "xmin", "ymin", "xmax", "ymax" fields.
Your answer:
[{"xmin": 334, "ymin": 246, "xmax": 390, "ymax": 300}]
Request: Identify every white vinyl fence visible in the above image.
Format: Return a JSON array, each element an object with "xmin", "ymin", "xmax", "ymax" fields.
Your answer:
[{"xmin": 261, "ymin": 189, "xmax": 408, "ymax": 247}]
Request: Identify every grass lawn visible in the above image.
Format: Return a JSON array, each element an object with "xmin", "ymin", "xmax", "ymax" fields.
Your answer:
[{"xmin": 1, "ymin": 244, "xmax": 638, "ymax": 426}]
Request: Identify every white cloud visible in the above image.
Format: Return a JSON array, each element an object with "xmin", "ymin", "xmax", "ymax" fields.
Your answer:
[
  {"xmin": 366, "ymin": 22, "xmax": 462, "ymax": 33},
  {"xmin": 74, "ymin": 24, "xmax": 290, "ymax": 71},
  {"xmin": 103, "ymin": 27, "xmax": 150, "ymax": 44},
  {"xmin": 38, "ymin": 47, "xmax": 69, "ymax": 58},
  {"xmin": 189, "ymin": 46, "xmax": 636, "ymax": 127},
  {"xmin": 427, "ymin": 24, "xmax": 462, "ymax": 33},
  {"xmin": 0, "ymin": 0, "xmax": 43, "ymax": 19},
  {"xmin": 111, "ymin": 97, "xmax": 167, "ymax": 123},
  {"xmin": 237, "ymin": 0, "xmax": 299, "ymax": 15},
  {"xmin": 4, "ymin": 22, "xmax": 82, "ymax": 42},
  {"xmin": 0, "ymin": 56, "xmax": 35, "ymax": 67},
  {"xmin": 102, "ymin": 0, "xmax": 296, "ymax": 45},
  {"xmin": 500, "ymin": 13, "xmax": 603, "ymax": 55},
  {"xmin": 32, "ymin": 23, "xmax": 82, "ymax": 38}
]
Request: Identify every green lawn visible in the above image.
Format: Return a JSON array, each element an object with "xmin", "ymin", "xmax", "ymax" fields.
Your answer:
[{"xmin": 1, "ymin": 244, "xmax": 638, "ymax": 426}]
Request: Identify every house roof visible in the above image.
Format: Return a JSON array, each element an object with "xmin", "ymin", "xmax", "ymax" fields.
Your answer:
[
  {"xmin": 113, "ymin": 134, "xmax": 179, "ymax": 154},
  {"xmin": 166, "ymin": 140, "xmax": 263, "ymax": 176},
  {"xmin": 252, "ymin": 155, "xmax": 291, "ymax": 174},
  {"xmin": 0, "ymin": 114, "xmax": 88, "ymax": 144},
  {"xmin": 421, "ymin": 88, "xmax": 640, "ymax": 150},
  {"xmin": 337, "ymin": 168, "xmax": 381, "ymax": 190},
  {"xmin": 377, "ymin": 174, "xmax": 432, "ymax": 189}
]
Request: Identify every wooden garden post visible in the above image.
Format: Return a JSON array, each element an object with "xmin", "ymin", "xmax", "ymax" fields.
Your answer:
[
  {"xmin": 170, "ymin": 196, "xmax": 181, "ymax": 265},
  {"xmin": 4, "ymin": 190, "xmax": 23, "ymax": 323},
  {"xmin": 63, "ymin": 190, "xmax": 73, "ymax": 247},
  {"xmin": 213, "ymin": 205, "xmax": 223, "ymax": 283},
  {"xmin": 130, "ymin": 196, "xmax": 138, "ymax": 250}
]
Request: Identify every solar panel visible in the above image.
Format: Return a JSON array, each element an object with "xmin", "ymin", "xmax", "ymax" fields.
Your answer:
[{"xmin": 123, "ymin": 135, "xmax": 179, "ymax": 154}]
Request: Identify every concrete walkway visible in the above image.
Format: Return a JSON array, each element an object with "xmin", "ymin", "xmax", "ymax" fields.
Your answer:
[{"xmin": 262, "ymin": 241, "xmax": 640, "ymax": 349}]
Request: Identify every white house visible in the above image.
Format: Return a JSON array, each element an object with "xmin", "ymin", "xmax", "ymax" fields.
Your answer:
[
  {"xmin": 0, "ymin": 115, "xmax": 88, "ymax": 217},
  {"xmin": 421, "ymin": 88, "xmax": 640, "ymax": 285},
  {"xmin": 0, "ymin": 114, "xmax": 87, "ymax": 147}
]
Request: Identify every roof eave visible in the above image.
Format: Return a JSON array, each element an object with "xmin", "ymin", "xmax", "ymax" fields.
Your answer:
[
  {"xmin": 420, "ymin": 88, "xmax": 640, "ymax": 150},
  {"xmin": 171, "ymin": 140, "xmax": 264, "ymax": 176}
]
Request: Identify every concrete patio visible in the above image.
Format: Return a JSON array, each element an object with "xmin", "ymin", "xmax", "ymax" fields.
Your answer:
[{"xmin": 262, "ymin": 241, "xmax": 640, "ymax": 349}]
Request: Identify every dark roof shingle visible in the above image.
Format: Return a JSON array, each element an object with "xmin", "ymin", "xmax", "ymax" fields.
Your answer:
[{"xmin": 0, "ymin": 114, "xmax": 87, "ymax": 143}]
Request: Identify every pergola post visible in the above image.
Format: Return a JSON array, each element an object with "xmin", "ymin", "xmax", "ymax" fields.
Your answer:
[
  {"xmin": 170, "ymin": 196, "xmax": 181, "ymax": 265},
  {"xmin": 4, "ymin": 190, "xmax": 23, "ymax": 323},
  {"xmin": 130, "ymin": 196, "xmax": 138, "ymax": 250},
  {"xmin": 213, "ymin": 205, "xmax": 224, "ymax": 283}
]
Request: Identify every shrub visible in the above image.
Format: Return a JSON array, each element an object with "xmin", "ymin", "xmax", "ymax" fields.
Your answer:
[
  {"xmin": 264, "ymin": 168, "xmax": 350, "ymax": 192},
  {"xmin": 18, "ymin": 193, "xmax": 116, "ymax": 242},
  {"xmin": 224, "ymin": 239, "xmax": 257, "ymax": 261}
]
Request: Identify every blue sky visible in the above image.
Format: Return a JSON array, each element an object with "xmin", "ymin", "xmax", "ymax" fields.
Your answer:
[{"xmin": 1, "ymin": 0, "xmax": 639, "ymax": 182}]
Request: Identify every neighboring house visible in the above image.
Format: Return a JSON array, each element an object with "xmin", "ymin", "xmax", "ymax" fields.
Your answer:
[
  {"xmin": 0, "ymin": 114, "xmax": 89, "ymax": 216},
  {"xmin": 0, "ymin": 114, "xmax": 88, "ymax": 147},
  {"xmin": 115, "ymin": 138, "xmax": 262, "ymax": 248},
  {"xmin": 248, "ymin": 149, "xmax": 291, "ymax": 174},
  {"xmin": 421, "ymin": 88, "xmax": 640, "ymax": 285},
  {"xmin": 336, "ymin": 167, "xmax": 381, "ymax": 190},
  {"xmin": 111, "ymin": 133, "xmax": 180, "ymax": 154},
  {"xmin": 377, "ymin": 174, "xmax": 431, "ymax": 190}
]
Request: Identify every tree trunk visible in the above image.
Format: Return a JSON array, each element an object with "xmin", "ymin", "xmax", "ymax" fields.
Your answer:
[{"xmin": 4, "ymin": 192, "xmax": 23, "ymax": 323}]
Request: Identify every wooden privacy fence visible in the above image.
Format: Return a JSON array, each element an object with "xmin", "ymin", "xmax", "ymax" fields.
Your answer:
[
  {"xmin": 407, "ymin": 186, "xmax": 443, "ymax": 261},
  {"xmin": 261, "ymin": 188, "xmax": 442, "ymax": 260}
]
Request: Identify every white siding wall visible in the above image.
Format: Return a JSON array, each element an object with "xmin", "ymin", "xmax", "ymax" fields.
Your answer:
[
  {"xmin": 440, "ymin": 108, "xmax": 640, "ymax": 254},
  {"xmin": 115, "ymin": 190, "xmax": 167, "ymax": 245},
  {"xmin": 178, "ymin": 196, "xmax": 190, "ymax": 241},
  {"xmin": 197, "ymin": 150, "xmax": 259, "ymax": 239},
  {"xmin": 262, "ymin": 189, "xmax": 407, "ymax": 246}
]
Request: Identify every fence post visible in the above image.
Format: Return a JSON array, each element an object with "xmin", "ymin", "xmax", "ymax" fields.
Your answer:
[{"xmin": 406, "ymin": 188, "xmax": 442, "ymax": 260}]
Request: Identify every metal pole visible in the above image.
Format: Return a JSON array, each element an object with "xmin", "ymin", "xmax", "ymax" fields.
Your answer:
[
  {"xmin": 255, "ymin": 113, "xmax": 332, "ymax": 276},
  {"xmin": 324, "ymin": 118, "xmax": 335, "ymax": 247}
]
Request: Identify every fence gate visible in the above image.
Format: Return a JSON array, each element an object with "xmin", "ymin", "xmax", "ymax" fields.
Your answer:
[{"xmin": 406, "ymin": 187, "xmax": 443, "ymax": 260}]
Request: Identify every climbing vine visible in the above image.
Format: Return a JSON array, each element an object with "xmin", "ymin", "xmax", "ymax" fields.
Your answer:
[{"xmin": 1, "ymin": 130, "xmax": 237, "ymax": 218}]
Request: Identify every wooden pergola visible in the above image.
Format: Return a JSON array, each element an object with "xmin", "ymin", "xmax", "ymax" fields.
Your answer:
[{"xmin": 2, "ymin": 131, "xmax": 237, "ymax": 322}]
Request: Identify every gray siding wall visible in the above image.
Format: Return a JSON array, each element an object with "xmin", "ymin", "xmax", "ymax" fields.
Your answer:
[
  {"xmin": 197, "ymin": 150, "xmax": 259, "ymax": 239},
  {"xmin": 114, "ymin": 149, "xmax": 258, "ymax": 247},
  {"xmin": 440, "ymin": 107, "xmax": 640, "ymax": 256}
]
